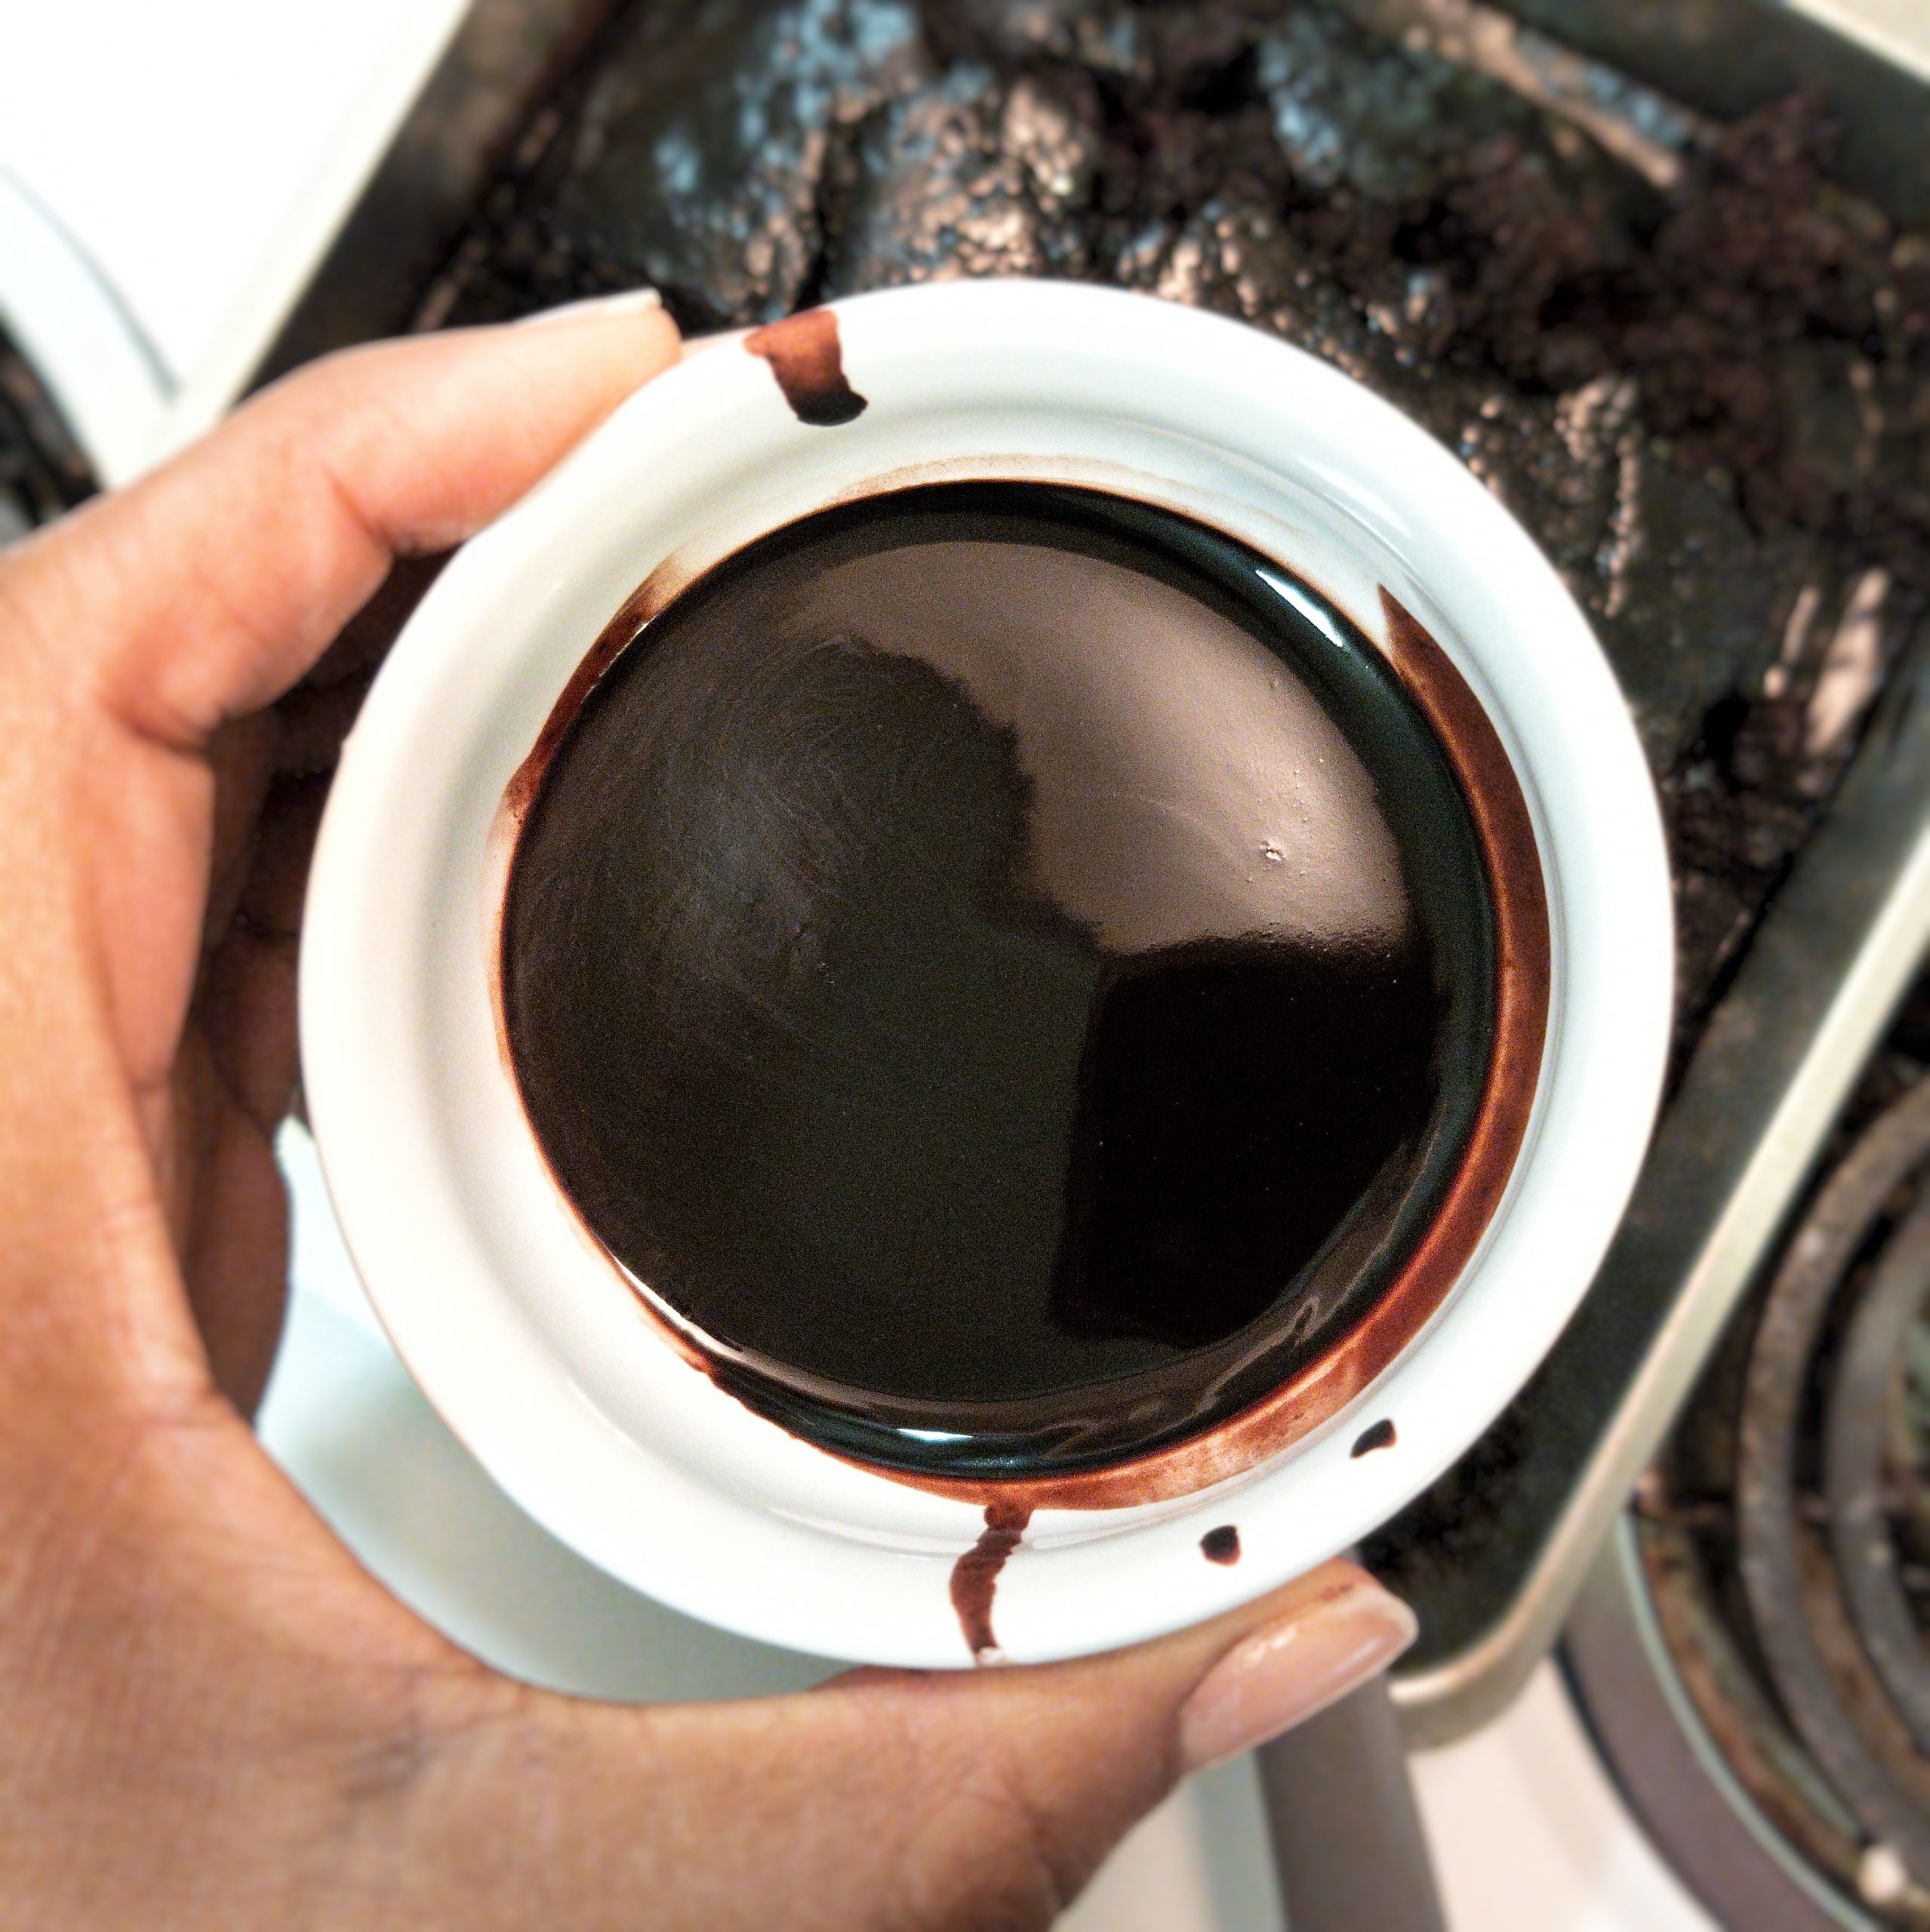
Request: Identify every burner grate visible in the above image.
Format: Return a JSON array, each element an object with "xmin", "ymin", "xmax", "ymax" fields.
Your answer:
[
  {"xmin": 1737, "ymin": 1072, "xmax": 1930, "ymax": 1897},
  {"xmin": 0, "ymin": 322, "xmax": 91, "ymax": 541},
  {"xmin": 1572, "ymin": 986, "xmax": 1930, "ymax": 1930}
]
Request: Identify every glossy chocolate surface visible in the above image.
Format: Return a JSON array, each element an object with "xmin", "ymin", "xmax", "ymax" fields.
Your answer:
[{"xmin": 502, "ymin": 484, "xmax": 1494, "ymax": 1475}]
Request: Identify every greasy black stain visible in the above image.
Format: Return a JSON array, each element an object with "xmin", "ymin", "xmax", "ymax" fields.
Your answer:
[
  {"xmin": 1201, "ymin": 1525, "xmax": 1242, "ymax": 1565},
  {"xmin": 1353, "ymin": 1419, "xmax": 1399, "ymax": 1457},
  {"xmin": 501, "ymin": 484, "xmax": 1494, "ymax": 1478},
  {"xmin": 951, "ymin": 1500, "xmax": 1032, "ymax": 1661},
  {"xmin": 744, "ymin": 308, "xmax": 867, "ymax": 425}
]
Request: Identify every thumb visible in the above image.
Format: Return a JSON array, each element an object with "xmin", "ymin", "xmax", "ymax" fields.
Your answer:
[
  {"xmin": 411, "ymin": 1558, "xmax": 1414, "ymax": 1931},
  {"xmin": 808, "ymin": 1558, "xmax": 1418, "ymax": 1927}
]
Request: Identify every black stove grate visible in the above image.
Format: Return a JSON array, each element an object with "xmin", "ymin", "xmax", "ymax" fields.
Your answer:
[{"xmin": 0, "ymin": 323, "xmax": 91, "ymax": 543}]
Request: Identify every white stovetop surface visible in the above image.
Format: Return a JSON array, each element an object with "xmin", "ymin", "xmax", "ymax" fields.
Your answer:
[{"xmin": 0, "ymin": 6, "xmax": 1712, "ymax": 1923}]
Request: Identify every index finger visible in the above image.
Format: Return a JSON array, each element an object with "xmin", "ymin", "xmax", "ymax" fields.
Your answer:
[{"xmin": 9, "ymin": 293, "xmax": 679, "ymax": 749}]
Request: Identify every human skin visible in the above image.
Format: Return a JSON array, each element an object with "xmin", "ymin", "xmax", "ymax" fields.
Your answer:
[{"xmin": 0, "ymin": 294, "xmax": 1414, "ymax": 1931}]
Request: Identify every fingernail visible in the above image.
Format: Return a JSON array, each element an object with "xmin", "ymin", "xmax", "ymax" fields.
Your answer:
[
  {"xmin": 1179, "ymin": 1577, "xmax": 1418, "ymax": 1772},
  {"xmin": 513, "ymin": 287, "xmax": 663, "ymax": 328}
]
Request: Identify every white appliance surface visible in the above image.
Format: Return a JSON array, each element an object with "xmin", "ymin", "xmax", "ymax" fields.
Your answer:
[
  {"xmin": 0, "ymin": 0, "xmax": 468, "ymax": 469},
  {"xmin": 0, "ymin": 5, "xmax": 1717, "ymax": 1924}
]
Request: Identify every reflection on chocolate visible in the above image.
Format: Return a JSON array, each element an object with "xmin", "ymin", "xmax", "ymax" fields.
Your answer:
[
  {"xmin": 501, "ymin": 484, "xmax": 1495, "ymax": 1478},
  {"xmin": 1352, "ymin": 1419, "xmax": 1398, "ymax": 1457},
  {"xmin": 744, "ymin": 308, "xmax": 867, "ymax": 425},
  {"xmin": 1201, "ymin": 1525, "xmax": 1242, "ymax": 1565}
]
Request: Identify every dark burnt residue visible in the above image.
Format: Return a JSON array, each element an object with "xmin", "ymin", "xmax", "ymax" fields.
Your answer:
[
  {"xmin": 744, "ymin": 308, "xmax": 867, "ymax": 426},
  {"xmin": 951, "ymin": 1500, "xmax": 1033, "ymax": 1661},
  {"xmin": 1201, "ymin": 1524, "xmax": 1242, "ymax": 1564},
  {"xmin": 1353, "ymin": 1419, "xmax": 1398, "ymax": 1457},
  {"xmin": 429, "ymin": 0, "xmax": 1930, "ymax": 1078}
]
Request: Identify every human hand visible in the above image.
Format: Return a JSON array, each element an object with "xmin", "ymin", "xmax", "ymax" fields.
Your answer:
[{"xmin": 0, "ymin": 294, "xmax": 1416, "ymax": 1930}]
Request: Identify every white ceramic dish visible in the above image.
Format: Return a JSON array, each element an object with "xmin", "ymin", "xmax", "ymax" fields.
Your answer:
[{"xmin": 301, "ymin": 279, "xmax": 1671, "ymax": 1669}]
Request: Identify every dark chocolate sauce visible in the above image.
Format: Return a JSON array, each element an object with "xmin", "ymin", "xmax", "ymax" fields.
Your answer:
[
  {"xmin": 1352, "ymin": 1419, "xmax": 1399, "ymax": 1457},
  {"xmin": 502, "ymin": 484, "xmax": 1494, "ymax": 1478},
  {"xmin": 744, "ymin": 309, "xmax": 867, "ymax": 426},
  {"xmin": 1201, "ymin": 1525, "xmax": 1242, "ymax": 1565},
  {"xmin": 950, "ymin": 1500, "xmax": 1032, "ymax": 1661}
]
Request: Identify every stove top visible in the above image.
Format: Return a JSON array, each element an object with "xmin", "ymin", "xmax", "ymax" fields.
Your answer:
[{"xmin": 8, "ymin": 4, "xmax": 1930, "ymax": 1925}]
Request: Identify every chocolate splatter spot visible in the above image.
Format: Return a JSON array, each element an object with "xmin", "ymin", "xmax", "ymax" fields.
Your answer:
[
  {"xmin": 950, "ymin": 1500, "xmax": 1032, "ymax": 1662},
  {"xmin": 744, "ymin": 309, "xmax": 867, "ymax": 426},
  {"xmin": 1352, "ymin": 1419, "xmax": 1398, "ymax": 1457},
  {"xmin": 1201, "ymin": 1524, "xmax": 1241, "ymax": 1564}
]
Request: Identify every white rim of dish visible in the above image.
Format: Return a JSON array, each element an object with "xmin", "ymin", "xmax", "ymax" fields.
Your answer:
[{"xmin": 301, "ymin": 280, "xmax": 1672, "ymax": 1667}]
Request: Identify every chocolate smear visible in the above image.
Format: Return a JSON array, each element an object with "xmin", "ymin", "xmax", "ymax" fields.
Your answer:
[
  {"xmin": 1353, "ymin": 1419, "xmax": 1398, "ymax": 1457},
  {"xmin": 950, "ymin": 1500, "xmax": 1033, "ymax": 1662},
  {"xmin": 744, "ymin": 308, "xmax": 867, "ymax": 425}
]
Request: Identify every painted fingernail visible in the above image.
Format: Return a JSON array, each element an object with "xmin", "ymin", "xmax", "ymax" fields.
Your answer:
[
  {"xmin": 1178, "ymin": 1577, "xmax": 1418, "ymax": 1772},
  {"xmin": 513, "ymin": 286, "xmax": 663, "ymax": 328}
]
